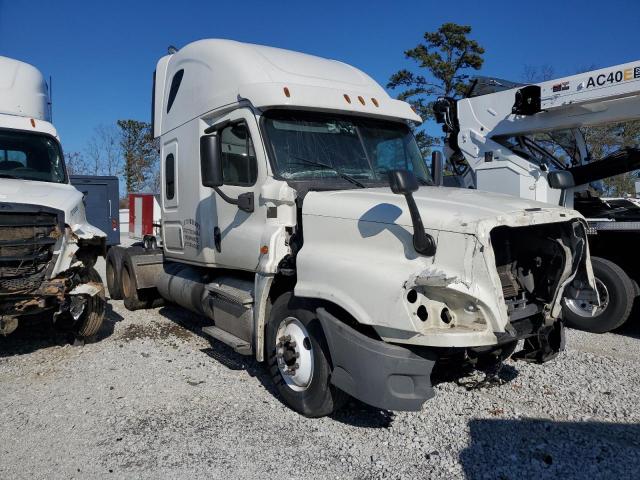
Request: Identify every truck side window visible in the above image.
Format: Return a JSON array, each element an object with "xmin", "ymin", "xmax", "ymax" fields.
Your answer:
[
  {"xmin": 219, "ymin": 123, "xmax": 257, "ymax": 186},
  {"xmin": 166, "ymin": 69, "xmax": 184, "ymax": 114},
  {"xmin": 0, "ymin": 149, "xmax": 27, "ymax": 168},
  {"xmin": 165, "ymin": 153, "xmax": 175, "ymax": 199}
]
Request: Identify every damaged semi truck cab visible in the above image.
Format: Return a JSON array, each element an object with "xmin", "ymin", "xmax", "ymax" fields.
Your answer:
[
  {"xmin": 0, "ymin": 56, "xmax": 107, "ymax": 338},
  {"xmin": 114, "ymin": 40, "xmax": 596, "ymax": 417}
]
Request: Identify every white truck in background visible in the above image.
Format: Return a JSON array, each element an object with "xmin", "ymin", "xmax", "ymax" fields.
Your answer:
[
  {"xmin": 107, "ymin": 40, "xmax": 597, "ymax": 417},
  {"xmin": 0, "ymin": 56, "xmax": 107, "ymax": 339},
  {"xmin": 434, "ymin": 60, "xmax": 640, "ymax": 332}
]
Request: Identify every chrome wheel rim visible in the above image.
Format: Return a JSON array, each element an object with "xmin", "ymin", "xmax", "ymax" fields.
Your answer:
[
  {"xmin": 565, "ymin": 277, "xmax": 609, "ymax": 318},
  {"xmin": 275, "ymin": 317, "xmax": 314, "ymax": 391}
]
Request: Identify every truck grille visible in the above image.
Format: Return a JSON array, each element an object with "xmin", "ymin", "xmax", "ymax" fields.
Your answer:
[{"xmin": 0, "ymin": 208, "xmax": 62, "ymax": 294}]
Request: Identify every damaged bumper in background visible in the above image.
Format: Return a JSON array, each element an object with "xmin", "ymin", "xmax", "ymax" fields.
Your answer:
[{"xmin": 0, "ymin": 202, "xmax": 106, "ymax": 335}]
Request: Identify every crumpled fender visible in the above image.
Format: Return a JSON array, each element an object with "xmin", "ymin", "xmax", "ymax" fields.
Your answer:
[
  {"xmin": 49, "ymin": 223, "xmax": 107, "ymax": 278},
  {"xmin": 71, "ymin": 221, "xmax": 107, "ymax": 241},
  {"xmin": 69, "ymin": 281, "xmax": 105, "ymax": 297}
]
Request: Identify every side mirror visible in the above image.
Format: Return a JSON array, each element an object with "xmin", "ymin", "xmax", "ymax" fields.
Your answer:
[
  {"xmin": 548, "ymin": 170, "xmax": 575, "ymax": 207},
  {"xmin": 431, "ymin": 151, "xmax": 444, "ymax": 186},
  {"xmin": 547, "ymin": 170, "xmax": 575, "ymax": 190},
  {"xmin": 388, "ymin": 169, "xmax": 436, "ymax": 256},
  {"xmin": 200, "ymin": 132, "xmax": 254, "ymax": 213},
  {"xmin": 389, "ymin": 169, "xmax": 419, "ymax": 195},
  {"xmin": 200, "ymin": 134, "xmax": 223, "ymax": 188}
]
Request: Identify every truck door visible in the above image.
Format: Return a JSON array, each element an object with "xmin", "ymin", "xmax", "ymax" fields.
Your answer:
[{"xmin": 205, "ymin": 110, "xmax": 268, "ymax": 271}]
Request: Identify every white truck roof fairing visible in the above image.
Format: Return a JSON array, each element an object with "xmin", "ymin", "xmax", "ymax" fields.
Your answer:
[
  {"xmin": 0, "ymin": 56, "xmax": 50, "ymax": 122},
  {"xmin": 154, "ymin": 39, "xmax": 421, "ymax": 137}
]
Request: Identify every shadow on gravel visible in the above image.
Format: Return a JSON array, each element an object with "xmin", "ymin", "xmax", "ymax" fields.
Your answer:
[
  {"xmin": 614, "ymin": 310, "xmax": 640, "ymax": 339},
  {"xmin": 157, "ymin": 305, "xmax": 280, "ymax": 399},
  {"xmin": 460, "ymin": 419, "xmax": 640, "ymax": 479},
  {"xmin": 0, "ymin": 301, "xmax": 124, "ymax": 357},
  {"xmin": 432, "ymin": 360, "xmax": 519, "ymax": 390},
  {"xmin": 331, "ymin": 400, "xmax": 395, "ymax": 428},
  {"xmin": 158, "ymin": 304, "xmax": 401, "ymax": 426}
]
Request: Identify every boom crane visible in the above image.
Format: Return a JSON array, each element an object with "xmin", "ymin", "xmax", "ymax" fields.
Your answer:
[{"xmin": 435, "ymin": 60, "xmax": 640, "ymax": 333}]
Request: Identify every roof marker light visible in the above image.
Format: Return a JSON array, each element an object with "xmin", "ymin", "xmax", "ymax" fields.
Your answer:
[
  {"xmin": 283, "ymin": 87, "xmax": 291, "ymax": 98},
  {"xmin": 343, "ymin": 94, "xmax": 351, "ymax": 104},
  {"xmin": 358, "ymin": 96, "xmax": 365, "ymax": 105},
  {"xmin": 371, "ymin": 98, "xmax": 379, "ymax": 107},
  {"xmin": 30, "ymin": 118, "xmax": 36, "ymax": 128}
]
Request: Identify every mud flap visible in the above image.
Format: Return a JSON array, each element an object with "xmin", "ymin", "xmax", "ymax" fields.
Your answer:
[{"xmin": 512, "ymin": 321, "xmax": 565, "ymax": 364}]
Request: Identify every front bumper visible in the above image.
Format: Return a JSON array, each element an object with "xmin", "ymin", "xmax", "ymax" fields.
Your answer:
[{"xmin": 317, "ymin": 308, "xmax": 436, "ymax": 411}]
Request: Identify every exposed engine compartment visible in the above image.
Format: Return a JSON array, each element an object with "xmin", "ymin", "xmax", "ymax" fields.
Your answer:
[{"xmin": 490, "ymin": 221, "xmax": 587, "ymax": 320}]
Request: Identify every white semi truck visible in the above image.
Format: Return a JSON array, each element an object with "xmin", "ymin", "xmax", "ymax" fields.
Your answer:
[
  {"xmin": 0, "ymin": 56, "xmax": 107, "ymax": 339},
  {"xmin": 107, "ymin": 40, "xmax": 597, "ymax": 417}
]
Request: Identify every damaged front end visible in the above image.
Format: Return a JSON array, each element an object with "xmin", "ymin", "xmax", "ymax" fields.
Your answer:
[
  {"xmin": 489, "ymin": 219, "xmax": 596, "ymax": 361},
  {"xmin": 399, "ymin": 218, "xmax": 595, "ymax": 363},
  {"xmin": 0, "ymin": 203, "xmax": 105, "ymax": 336}
]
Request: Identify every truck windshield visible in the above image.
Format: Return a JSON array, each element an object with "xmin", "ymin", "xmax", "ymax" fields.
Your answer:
[
  {"xmin": 0, "ymin": 129, "xmax": 66, "ymax": 183},
  {"xmin": 494, "ymin": 129, "xmax": 584, "ymax": 171},
  {"xmin": 262, "ymin": 110, "xmax": 431, "ymax": 186}
]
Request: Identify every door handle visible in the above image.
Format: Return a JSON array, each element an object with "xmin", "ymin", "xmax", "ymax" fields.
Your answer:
[{"xmin": 214, "ymin": 226, "xmax": 222, "ymax": 252}]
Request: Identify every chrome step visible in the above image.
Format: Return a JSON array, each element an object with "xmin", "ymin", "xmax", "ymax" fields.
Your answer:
[{"xmin": 202, "ymin": 325, "xmax": 252, "ymax": 356}]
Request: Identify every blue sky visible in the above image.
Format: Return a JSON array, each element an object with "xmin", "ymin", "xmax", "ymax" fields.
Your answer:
[{"xmin": 0, "ymin": 0, "xmax": 638, "ymax": 154}]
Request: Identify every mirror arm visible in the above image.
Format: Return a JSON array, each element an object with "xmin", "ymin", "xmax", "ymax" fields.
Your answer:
[
  {"xmin": 404, "ymin": 193, "xmax": 436, "ymax": 256},
  {"xmin": 213, "ymin": 187, "xmax": 254, "ymax": 213},
  {"xmin": 432, "ymin": 151, "xmax": 443, "ymax": 186}
]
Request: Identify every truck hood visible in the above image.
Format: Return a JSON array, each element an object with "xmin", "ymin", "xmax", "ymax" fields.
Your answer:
[
  {"xmin": 302, "ymin": 186, "xmax": 581, "ymax": 235},
  {"xmin": 0, "ymin": 178, "xmax": 105, "ymax": 237}
]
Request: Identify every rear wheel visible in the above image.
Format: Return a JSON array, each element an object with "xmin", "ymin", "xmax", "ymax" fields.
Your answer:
[
  {"xmin": 105, "ymin": 247, "xmax": 124, "ymax": 300},
  {"xmin": 121, "ymin": 254, "xmax": 164, "ymax": 311},
  {"xmin": 266, "ymin": 293, "xmax": 347, "ymax": 417},
  {"xmin": 122, "ymin": 261, "xmax": 147, "ymax": 311},
  {"xmin": 563, "ymin": 256, "xmax": 635, "ymax": 333}
]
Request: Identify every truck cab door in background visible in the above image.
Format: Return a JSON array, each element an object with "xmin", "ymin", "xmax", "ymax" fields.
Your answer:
[{"xmin": 204, "ymin": 110, "xmax": 267, "ymax": 271}]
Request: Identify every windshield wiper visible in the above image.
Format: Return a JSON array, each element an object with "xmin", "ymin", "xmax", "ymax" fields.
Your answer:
[
  {"xmin": 0, "ymin": 173, "xmax": 21, "ymax": 179},
  {"xmin": 288, "ymin": 155, "xmax": 366, "ymax": 188}
]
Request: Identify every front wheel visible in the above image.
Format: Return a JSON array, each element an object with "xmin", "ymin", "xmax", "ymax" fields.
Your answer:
[
  {"xmin": 74, "ymin": 267, "xmax": 107, "ymax": 338},
  {"xmin": 266, "ymin": 293, "xmax": 348, "ymax": 417},
  {"xmin": 563, "ymin": 256, "xmax": 635, "ymax": 333}
]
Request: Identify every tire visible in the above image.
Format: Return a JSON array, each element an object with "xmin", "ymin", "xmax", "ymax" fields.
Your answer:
[
  {"xmin": 105, "ymin": 246, "xmax": 125, "ymax": 300},
  {"xmin": 121, "ymin": 259, "xmax": 147, "ymax": 311},
  {"xmin": 266, "ymin": 293, "xmax": 348, "ymax": 417},
  {"xmin": 563, "ymin": 256, "xmax": 635, "ymax": 333},
  {"xmin": 143, "ymin": 236, "xmax": 158, "ymax": 250},
  {"xmin": 75, "ymin": 267, "xmax": 107, "ymax": 338},
  {"xmin": 121, "ymin": 254, "xmax": 164, "ymax": 311}
]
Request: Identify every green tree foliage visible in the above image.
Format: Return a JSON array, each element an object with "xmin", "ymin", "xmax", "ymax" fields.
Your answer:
[
  {"xmin": 117, "ymin": 119, "xmax": 159, "ymax": 193},
  {"xmin": 582, "ymin": 121, "xmax": 640, "ymax": 196},
  {"xmin": 387, "ymin": 23, "xmax": 485, "ymax": 154}
]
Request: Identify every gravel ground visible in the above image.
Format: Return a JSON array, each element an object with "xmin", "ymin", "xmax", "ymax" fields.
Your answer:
[{"xmin": 1, "ymin": 254, "xmax": 639, "ymax": 479}]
